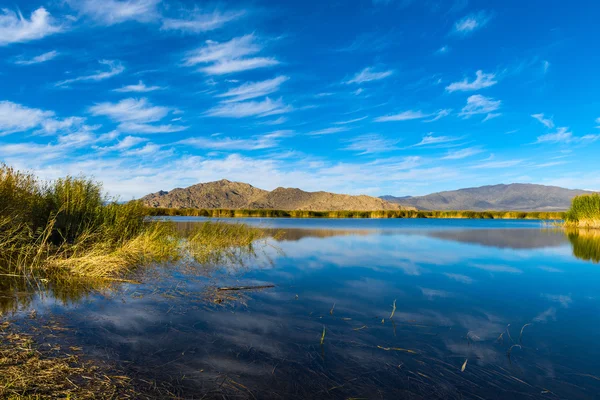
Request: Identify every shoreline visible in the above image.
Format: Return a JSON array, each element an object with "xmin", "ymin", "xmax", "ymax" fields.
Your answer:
[{"xmin": 144, "ymin": 207, "xmax": 566, "ymax": 220}]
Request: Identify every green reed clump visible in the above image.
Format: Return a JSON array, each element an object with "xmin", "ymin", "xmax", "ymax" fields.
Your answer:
[
  {"xmin": 0, "ymin": 164, "xmax": 267, "ymax": 280},
  {"xmin": 564, "ymin": 193, "xmax": 600, "ymax": 228}
]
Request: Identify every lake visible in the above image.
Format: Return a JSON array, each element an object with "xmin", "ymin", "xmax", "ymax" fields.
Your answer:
[{"xmin": 2, "ymin": 218, "xmax": 600, "ymax": 399}]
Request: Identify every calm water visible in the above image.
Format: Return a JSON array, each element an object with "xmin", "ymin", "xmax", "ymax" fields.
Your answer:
[{"xmin": 3, "ymin": 219, "xmax": 600, "ymax": 399}]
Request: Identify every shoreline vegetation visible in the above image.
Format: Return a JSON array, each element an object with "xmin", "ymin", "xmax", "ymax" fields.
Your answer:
[
  {"xmin": 563, "ymin": 193, "xmax": 600, "ymax": 229},
  {"xmin": 144, "ymin": 207, "xmax": 566, "ymax": 220},
  {"xmin": 0, "ymin": 164, "xmax": 266, "ymax": 282}
]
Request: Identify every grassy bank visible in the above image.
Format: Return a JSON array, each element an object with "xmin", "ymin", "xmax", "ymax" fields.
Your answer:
[
  {"xmin": 564, "ymin": 193, "xmax": 600, "ymax": 228},
  {"xmin": 0, "ymin": 165, "xmax": 264, "ymax": 280},
  {"xmin": 145, "ymin": 207, "xmax": 565, "ymax": 220}
]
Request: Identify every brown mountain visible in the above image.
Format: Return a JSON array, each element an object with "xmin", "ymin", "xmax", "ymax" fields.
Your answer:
[
  {"xmin": 141, "ymin": 179, "xmax": 411, "ymax": 211},
  {"xmin": 381, "ymin": 183, "xmax": 593, "ymax": 211}
]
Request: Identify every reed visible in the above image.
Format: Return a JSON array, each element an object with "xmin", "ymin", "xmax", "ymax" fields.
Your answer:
[
  {"xmin": 564, "ymin": 193, "xmax": 600, "ymax": 229},
  {"xmin": 145, "ymin": 207, "xmax": 565, "ymax": 220},
  {"xmin": 0, "ymin": 164, "xmax": 266, "ymax": 280}
]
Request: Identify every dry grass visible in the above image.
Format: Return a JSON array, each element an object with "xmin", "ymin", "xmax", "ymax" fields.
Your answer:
[{"xmin": 0, "ymin": 321, "xmax": 137, "ymax": 399}]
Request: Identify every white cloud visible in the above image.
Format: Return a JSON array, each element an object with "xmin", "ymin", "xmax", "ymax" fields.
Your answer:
[
  {"xmin": 307, "ymin": 127, "xmax": 348, "ymax": 136},
  {"xmin": 531, "ymin": 113, "xmax": 554, "ymax": 129},
  {"xmin": 459, "ymin": 95, "xmax": 501, "ymax": 118},
  {"xmin": 446, "ymin": 70, "xmax": 497, "ymax": 92},
  {"xmin": 345, "ymin": 67, "xmax": 394, "ymax": 84},
  {"xmin": 425, "ymin": 109, "xmax": 452, "ymax": 122},
  {"xmin": 413, "ymin": 134, "xmax": 458, "ymax": 147},
  {"xmin": 334, "ymin": 116, "xmax": 368, "ymax": 125},
  {"xmin": 442, "ymin": 147, "xmax": 483, "ymax": 160},
  {"xmin": 89, "ymin": 98, "xmax": 169, "ymax": 123},
  {"xmin": 471, "ymin": 159, "xmax": 523, "ymax": 169},
  {"xmin": 535, "ymin": 127, "xmax": 600, "ymax": 145},
  {"xmin": 217, "ymin": 76, "xmax": 289, "ymax": 102},
  {"xmin": 123, "ymin": 143, "xmax": 163, "ymax": 156},
  {"xmin": 452, "ymin": 11, "xmax": 491, "ymax": 35},
  {"xmin": 113, "ymin": 80, "xmax": 164, "ymax": 93},
  {"xmin": 106, "ymin": 135, "xmax": 147, "ymax": 150},
  {"xmin": 206, "ymin": 97, "xmax": 291, "ymax": 118},
  {"xmin": 375, "ymin": 109, "xmax": 450, "ymax": 123},
  {"xmin": 15, "ymin": 50, "xmax": 59, "ymax": 65},
  {"xmin": 343, "ymin": 134, "xmax": 400, "ymax": 154},
  {"xmin": 436, "ymin": 45, "xmax": 449, "ymax": 55},
  {"xmin": 0, "ymin": 101, "xmax": 54, "ymax": 135},
  {"xmin": 55, "ymin": 60, "xmax": 124, "ymax": 87},
  {"xmin": 482, "ymin": 113, "xmax": 501, "ymax": 122},
  {"xmin": 161, "ymin": 9, "xmax": 244, "ymax": 33},
  {"xmin": 89, "ymin": 98, "xmax": 187, "ymax": 133},
  {"xmin": 68, "ymin": 0, "xmax": 160, "ymax": 25},
  {"xmin": 118, "ymin": 122, "xmax": 188, "ymax": 134},
  {"xmin": 184, "ymin": 34, "xmax": 278, "ymax": 75},
  {"xmin": 179, "ymin": 133, "xmax": 285, "ymax": 151},
  {"xmin": 543, "ymin": 60, "xmax": 550, "ymax": 73},
  {"xmin": 0, "ymin": 7, "xmax": 62, "ymax": 46}
]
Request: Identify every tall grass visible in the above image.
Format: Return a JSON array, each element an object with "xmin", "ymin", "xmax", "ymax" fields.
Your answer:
[
  {"xmin": 564, "ymin": 193, "xmax": 600, "ymax": 228},
  {"xmin": 0, "ymin": 164, "xmax": 265, "ymax": 280},
  {"xmin": 145, "ymin": 207, "xmax": 565, "ymax": 220}
]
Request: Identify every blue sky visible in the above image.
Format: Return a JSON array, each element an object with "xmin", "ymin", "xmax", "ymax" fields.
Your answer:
[{"xmin": 1, "ymin": 0, "xmax": 599, "ymax": 199}]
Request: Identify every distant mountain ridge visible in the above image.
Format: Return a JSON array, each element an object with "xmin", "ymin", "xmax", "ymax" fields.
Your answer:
[
  {"xmin": 381, "ymin": 183, "xmax": 593, "ymax": 211},
  {"xmin": 141, "ymin": 179, "xmax": 411, "ymax": 211}
]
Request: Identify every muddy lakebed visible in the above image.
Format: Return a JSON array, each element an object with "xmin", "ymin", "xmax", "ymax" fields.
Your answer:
[{"xmin": 2, "ymin": 218, "xmax": 600, "ymax": 399}]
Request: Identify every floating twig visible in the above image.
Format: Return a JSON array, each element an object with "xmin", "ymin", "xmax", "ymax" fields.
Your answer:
[
  {"xmin": 330, "ymin": 303, "xmax": 336, "ymax": 315},
  {"xmin": 377, "ymin": 345, "xmax": 417, "ymax": 354},
  {"xmin": 320, "ymin": 326, "xmax": 326, "ymax": 345},
  {"xmin": 519, "ymin": 323, "xmax": 532, "ymax": 344},
  {"xmin": 389, "ymin": 299, "xmax": 397, "ymax": 319},
  {"xmin": 461, "ymin": 359, "xmax": 468, "ymax": 372},
  {"xmin": 218, "ymin": 285, "xmax": 275, "ymax": 291}
]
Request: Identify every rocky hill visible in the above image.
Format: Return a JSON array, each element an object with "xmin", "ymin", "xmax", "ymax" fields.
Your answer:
[
  {"xmin": 141, "ymin": 179, "xmax": 410, "ymax": 211},
  {"xmin": 381, "ymin": 183, "xmax": 592, "ymax": 211}
]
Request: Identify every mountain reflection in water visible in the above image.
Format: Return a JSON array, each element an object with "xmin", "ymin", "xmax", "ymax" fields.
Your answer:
[{"xmin": 1, "ymin": 219, "xmax": 599, "ymax": 399}]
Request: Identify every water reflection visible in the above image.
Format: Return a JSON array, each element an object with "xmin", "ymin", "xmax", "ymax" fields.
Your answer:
[
  {"xmin": 1, "ymin": 220, "xmax": 600, "ymax": 399},
  {"xmin": 567, "ymin": 229, "xmax": 600, "ymax": 263}
]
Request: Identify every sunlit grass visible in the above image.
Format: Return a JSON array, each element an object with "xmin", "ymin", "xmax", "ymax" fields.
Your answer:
[
  {"xmin": 0, "ymin": 164, "xmax": 267, "ymax": 281},
  {"xmin": 564, "ymin": 193, "xmax": 600, "ymax": 228}
]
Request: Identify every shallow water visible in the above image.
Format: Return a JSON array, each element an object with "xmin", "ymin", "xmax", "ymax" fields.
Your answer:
[{"xmin": 2, "ymin": 219, "xmax": 600, "ymax": 399}]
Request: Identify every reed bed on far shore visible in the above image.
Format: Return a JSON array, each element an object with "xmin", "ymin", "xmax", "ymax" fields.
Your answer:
[{"xmin": 145, "ymin": 207, "xmax": 565, "ymax": 220}]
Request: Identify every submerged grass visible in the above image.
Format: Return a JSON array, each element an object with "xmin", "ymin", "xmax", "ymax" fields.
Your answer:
[
  {"xmin": 146, "ymin": 207, "xmax": 565, "ymax": 220},
  {"xmin": 0, "ymin": 164, "xmax": 267, "ymax": 281}
]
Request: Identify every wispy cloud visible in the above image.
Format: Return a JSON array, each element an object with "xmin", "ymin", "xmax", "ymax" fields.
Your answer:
[
  {"xmin": 443, "ymin": 273, "xmax": 474, "ymax": 284},
  {"xmin": 217, "ymin": 76, "xmax": 289, "ymax": 102},
  {"xmin": 471, "ymin": 159, "xmax": 523, "ymax": 169},
  {"xmin": 307, "ymin": 127, "xmax": 348, "ymax": 136},
  {"xmin": 531, "ymin": 113, "xmax": 554, "ymax": 129},
  {"xmin": 413, "ymin": 134, "xmax": 458, "ymax": 147},
  {"xmin": 113, "ymin": 80, "xmax": 165, "ymax": 93},
  {"xmin": 376, "ymin": 109, "xmax": 450, "ymax": 123},
  {"xmin": 442, "ymin": 147, "xmax": 483, "ymax": 159},
  {"xmin": 15, "ymin": 50, "xmax": 59, "ymax": 65},
  {"xmin": 184, "ymin": 34, "xmax": 279, "ymax": 75},
  {"xmin": 89, "ymin": 98, "xmax": 186, "ymax": 133},
  {"xmin": 535, "ymin": 127, "xmax": 600, "ymax": 144},
  {"xmin": 459, "ymin": 94, "xmax": 500, "ymax": 119},
  {"xmin": 0, "ymin": 7, "xmax": 62, "ymax": 46},
  {"xmin": 345, "ymin": 67, "xmax": 394, "ymax": 84},
  {"xmin": 161, "ymin": 9, "xmax": 244, "ymax": 33},
  {"xmin": 334, "ymin": 116, "xmax": 368, "ymax": 125},
  {"xmin": 68, "ymin": 0, "xmax": 160, "ymax": 25},
  {"xmin": 452, "ymin": 11, "xmax": 491, "ymax": 35},
  {"xmin": 436, "ymin": 45, "xmax": 449, "ymax": 55},
  {"xmin": 446, "ymin": 70, "xmax": 497, "ymax": 92},
  {"xmin": 206, "ymin": 97, "xmax": 291, "ymax": 118},
  {"xmin": 342, "ymin": 134, "xmax": 400, "ymax": 154},
  {"xmin": 0, "ymin": 101, "xmax": 54, "ymax": 135},
  {"xmin": 55, "ymin": 60, "xmax": 124, "ymax": 87},
  {"xmin": 179, "ymin": 131, "xmax": 289, "ymax": 151}
]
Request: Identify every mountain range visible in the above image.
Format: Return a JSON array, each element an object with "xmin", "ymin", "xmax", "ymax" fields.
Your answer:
[
  {"xmin": 141, "ymin": 179, "xmax": 411, "ymax": 211},
  {"xmin": 381, "ymin": 183, "xmax": 592, "ymax": 211},
  {"xmin": 141, "ymin": 181, "xmax": 592, "ymax": 211}
]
